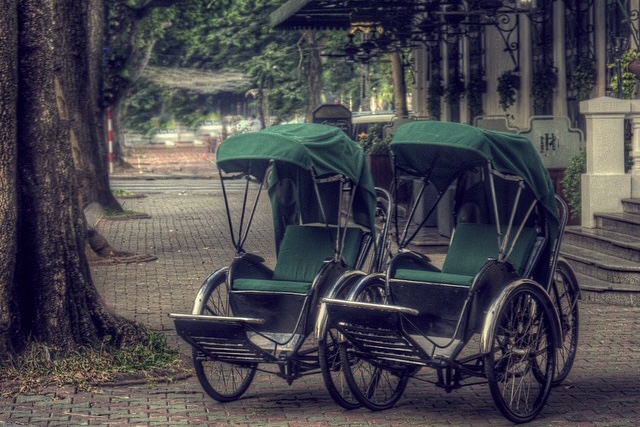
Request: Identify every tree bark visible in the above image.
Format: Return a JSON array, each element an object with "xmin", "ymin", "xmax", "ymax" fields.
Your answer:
[
  {"xmin": 0, "ymin": 0, "xmax": 143, "ymax": 359},
  {"xmin": 60, "ymin": 0, "xmax": 122, "ymax": 212},
  {"xmin": 390, "ymin": 50, "xmax": 409, "ymax": 118},
  {"xmin": 0, "ymin": 0, "xmax": 19, "ymax": 357}
]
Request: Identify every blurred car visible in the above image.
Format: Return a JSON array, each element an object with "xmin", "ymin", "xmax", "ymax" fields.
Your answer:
[{"xmin": 351, "ymin": 112, "xmax": 395, "ymax": 140}]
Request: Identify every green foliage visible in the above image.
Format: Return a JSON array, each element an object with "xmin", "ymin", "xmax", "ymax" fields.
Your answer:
[
  {"xmin": 570, "ymin": 57, "xmax": 596, "ymax": 101},
  {"xmin": 532, "ymin": 67, "xmax": 557, "ymax": 109},
  {"xmin": 561, "ymin": 150, "xmax": 586, "ymax": 219},
  {"xmin": 497, "ymin": 70, "xmax": 519, "ymax": 111},
  {"xmin": 445, "ymin": 74, "xmax": 466, "ymax": 104},
  {"xmin": 357, "ymin": 124, "xmax": 391, "ymax": 155},
  {"xmin": 609, "ymin": 49, "xmax": 639, "ymax": 99},
  {"xmin": 466, "ymin": 71, "xmax": 485, "ymax": 120},
  {"xmin": 126, "ymin": 0, "xmax": 306, "ymax": 126},
  {"xmin": 427, "ymin": 76, "xmax": 444, "ymax": 119},
  {"xmin": 104, "ymin": 0, "xmax": 176, "ymax": 104}
]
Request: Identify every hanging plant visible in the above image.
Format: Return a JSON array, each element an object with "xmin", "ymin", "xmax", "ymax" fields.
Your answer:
[
  {"xmin": 609, "ymin": 49, "xmax": 640, "ymax": 99},
  {"xmin": 497, "ymin": 70, "xmax": 519, "ymax": 111},
  {"xmin": 445, "ymin": 75, "xmax": 466, "ymax": 104},
  {"xmin": 466, "ymin": 70, "xmax": 486, "ymax": 119},
  {"xmin": 427, "ymin": 75, "xmax": 444, "ymax": 119},
  {"xmin": 570, "ymin": 57, "xmax": 596, "ymax": 101},
  {"xmin": 532, "ymin": 67, "xmax": 557, "ymax": 109}
]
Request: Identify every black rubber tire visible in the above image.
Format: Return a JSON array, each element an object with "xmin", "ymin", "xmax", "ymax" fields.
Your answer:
[
  {"xmin": 485, "ymin": 282, "xmax": 557, "ymax": 424},
  {"xmin": 318, "ymin": 325, "xmax": 361, "ymax": 409},
  {"xmin": 192, "ymin": 273, "xmax": 257, "ymax": 402},
  {"xmin": 550, "ymin": 258, "xmax": 580, "ymax": 386},
  {"xmin": 340, "ymin": 277, "xmax": 410, "ymax": 411}
]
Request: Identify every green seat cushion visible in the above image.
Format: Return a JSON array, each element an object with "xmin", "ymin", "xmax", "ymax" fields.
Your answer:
[
  {"xmin": 232, "ymin": 225, "xmax": 364, "ymax": 293},
  {"xmin": 393, "ymin": 269, "xmax": 474, "ymax": 286},
  {"xmin": 391, "ymin": 223, "xmax": 538, "ymax": 287},
  {"xmin": 272, "ymin": 225, "xmax": 363, "ymax": 283},
  {"xmin": 232, "ymin": 278, "xmax": 311, "ymax": 294},
  {"xmin": 442, "ymin": 223, "xmax": 537, "ymax": 277}
]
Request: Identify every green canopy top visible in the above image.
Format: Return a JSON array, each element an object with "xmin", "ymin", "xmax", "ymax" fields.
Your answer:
[
  {"xmin": 216, "ymin": 130, "xmax": 312, "ymax": 182},
  {"xmin": 216, "ymin": 123, "xmax": 377, "ymax": 249},
  {"xmin": 390, "ymin": 121, "xmax": 558, "ymax": 225}
]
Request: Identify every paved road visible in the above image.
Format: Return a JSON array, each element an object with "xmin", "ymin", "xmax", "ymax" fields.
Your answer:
[
  {"xmin": 110, "ymin": 177, "xmax": 256, "ymax": 194},
  {"xmin": 1, "ymin": 181, "xmax": 639, "ymax": 426}
]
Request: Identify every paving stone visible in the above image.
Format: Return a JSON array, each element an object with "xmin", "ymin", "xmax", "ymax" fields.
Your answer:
[{"xmin": 1, "ymin": 156, "xmax": 639, "ymax": 426}]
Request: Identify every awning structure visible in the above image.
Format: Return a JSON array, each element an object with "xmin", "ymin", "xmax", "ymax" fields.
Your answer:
[{"xmin": 270, "ymin": 0, "xmax": 420, "ymax": 31}]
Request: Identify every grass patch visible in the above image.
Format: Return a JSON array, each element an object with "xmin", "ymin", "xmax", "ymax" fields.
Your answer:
[
  {"xmin": 0, "ymin": 331, "xmax": 189, "ymax": 397},
  {"xmin": 102, "ymin": 208, "xmax": 150, "ymax": 220},
  {"xmin": 112, "ymin": 188, "xmax": 135, "ymax": 197}
]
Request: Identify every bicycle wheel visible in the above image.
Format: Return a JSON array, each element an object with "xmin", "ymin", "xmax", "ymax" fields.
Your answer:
[
  {"xmin": 485, "ymin": 281, "xmax": 557, "ymax": 424},
  {"xmin": 318, "ymin": 273, "xmax": 362, "ymax": 409},
  {"xmin": 192, "ymin": 272, "xmax": 257, "ymax": 402},
  {"xmin": 318, "ymin": 325, "xmax": 361, "ymax": 409},
  {"xmin": 340, "ymin": 277, "xmax": 410, "ymax": 411},
  {"xmin": 550, "ymin": 258, "xmax": 579, "ymax": 386}
]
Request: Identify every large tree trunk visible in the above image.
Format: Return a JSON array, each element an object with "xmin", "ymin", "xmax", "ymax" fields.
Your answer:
[
  {"xmin": 0, "ymin": 0, "xmax": 19, "ymax": 357},
  {"xmin": 390, "ymin": 50, "xmax": 408, "ymax": 118},
  {"xmin": 62, "ymin": 0, "xmax": 122, "ymax": 212},
  {"xmin": 0, "ymin": 0, "xmax": 142, "ymax": 359}
]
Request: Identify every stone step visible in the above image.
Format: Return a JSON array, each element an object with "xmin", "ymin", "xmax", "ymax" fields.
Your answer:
[
  {"xmin": 622, "ymin": 198, "xmax": 640, "ymax": 215},
  {"xmin": 559, "ymin": 243, "xmax": 640, "ymax": 286},
  {"xmin": 563, "ymin": 225, "xmax": 640, "ymax": 263},
  {"xmin": 571, "ymin": 271, "xmax": 640, "ymax": 306},
  {"xmin": 595, "ymin": 211, "xmax": 640, "ymax": 235}
]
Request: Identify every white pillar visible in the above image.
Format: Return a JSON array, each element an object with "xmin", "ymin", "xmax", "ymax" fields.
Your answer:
[
  {"xmin": 412, "ymin": 46, "xmax": 428, "ymax": 118},
  {"xmin": 594, "ymin": 1, "xmax": 608, "ymax": 97},
  {"xmin": 580, "ymin": 97, "xmax": 632, "ymax": 227},
  {"xmin": 629, "ymin": 100, "xmax": 640, "ymax": 196},
  {"xmin": 518, "ymin": 14, "xmax": 533, "ymax": 128}
]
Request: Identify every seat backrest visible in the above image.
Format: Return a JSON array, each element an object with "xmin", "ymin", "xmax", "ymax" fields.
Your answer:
[
  {"xmin": 272, "ymin": 225, "xmax": 363, "ymax": 283},
  {"xmin": 441, "ymin": 223, "xmax": 538, "ymax": 277}
]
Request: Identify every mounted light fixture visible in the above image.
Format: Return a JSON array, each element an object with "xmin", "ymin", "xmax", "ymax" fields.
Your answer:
[
  {"xmin": 303, "ymin": 0, "xmax": 541, "ymax": 64},
  {"xmin": 516, "ymin": 0, "xmax": 537, "ymax": 11}
]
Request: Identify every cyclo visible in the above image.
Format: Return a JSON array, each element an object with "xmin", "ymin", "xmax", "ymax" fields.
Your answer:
[
  {"xmin": 170, "ymin": 123, "xmax": 392, "ymax": 408},
  {"xmin": 322, "ymin": 121, "xmax": 580, "ymax": 423}
]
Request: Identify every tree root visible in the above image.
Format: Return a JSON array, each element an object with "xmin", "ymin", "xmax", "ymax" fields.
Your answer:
[{"xmin": 86, "ymin": 228, "xmax": 157, "ymax": 265}]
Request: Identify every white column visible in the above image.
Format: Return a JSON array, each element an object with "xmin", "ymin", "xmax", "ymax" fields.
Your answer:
[
  {"xmin": 412, "ymin": 46, "xmax": 428, "ymax": 118},
  {"xmin": 594, "ymin": 1, "xmax": 608, "ymax": 97},
  {"xmin": 629, "ymin": 100, "xmax": 640, "ymax": 196},
  {"xmin": 580, "ymin": 97, "xmax": 632, "ymax": 227},
  {"xmin": 518, "ymin": 14, "xmax": 533, "ymax": 128}
]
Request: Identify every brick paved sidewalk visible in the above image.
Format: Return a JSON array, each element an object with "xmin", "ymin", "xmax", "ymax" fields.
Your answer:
[{"xmin": 1, "ymin": 190, "xmax": 639, "ymax": 426}]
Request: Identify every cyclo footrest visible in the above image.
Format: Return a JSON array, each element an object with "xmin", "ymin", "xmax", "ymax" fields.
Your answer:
[
  {"xmin": 169, "ymin": 313, "xmax": 274, "ymax": 363},
  {"xmin": 322, "ymin": 299, "xmax": 432, "ymax": 366}
]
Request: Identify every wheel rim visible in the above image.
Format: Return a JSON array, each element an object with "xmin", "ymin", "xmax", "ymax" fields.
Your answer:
[
  {"xmin": 486, "ymin": 287, "xmax": 555, "ymax": 423},
  {"xmin": 192, "ymin": 274, "xmax": 257, "ymax": 402},
  {"xmin": 319, "ymin": 327, "xmax": 361, "ymax": 409},
  {"xmin": 340, "ymin": 278, "xmax": 409, "ymax": 411},
  {"xmin": 341, "ymin": 347, "xmax": 408, "ymax": 410},
  {"xmin": 194, "ymin": 356, "xmax": 257, "ymax": 401},
  {"xmin": 551, "ymin": 264, "xmax": 579, "ymax": 385}
]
